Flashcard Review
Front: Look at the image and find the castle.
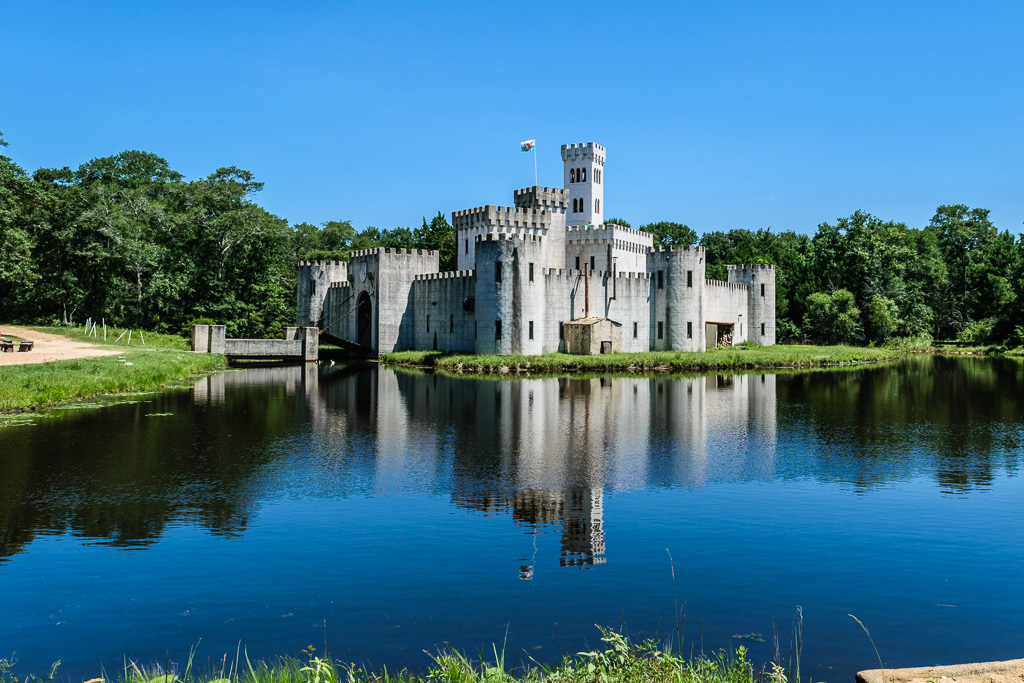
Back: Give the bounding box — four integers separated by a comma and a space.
297, 142, 775, 355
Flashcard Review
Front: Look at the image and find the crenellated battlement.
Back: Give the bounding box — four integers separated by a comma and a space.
542, 267, 651, 280
705, 278, 747, 290
727, 264, 775, 272
297, 259, 346, 267
513, 186, 570, 211
476, 233, 544, 243
327, 281, 351, 291
452, 205, 551, 231
560, 142, 606, 165
348, 247, 439, 258
414, 270, 475, 282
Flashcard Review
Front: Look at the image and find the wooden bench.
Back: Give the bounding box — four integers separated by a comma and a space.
0, 339, 12, 352
18, 340, 34, 352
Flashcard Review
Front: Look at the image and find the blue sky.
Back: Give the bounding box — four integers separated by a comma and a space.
3, 2, 1022, 237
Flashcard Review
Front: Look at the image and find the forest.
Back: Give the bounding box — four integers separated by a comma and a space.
2, 136, 1022, 346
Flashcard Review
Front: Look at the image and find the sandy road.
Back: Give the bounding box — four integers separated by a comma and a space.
0, 325, 122, 366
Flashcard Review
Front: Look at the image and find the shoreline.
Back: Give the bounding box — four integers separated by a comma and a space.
0, 325, 227, 415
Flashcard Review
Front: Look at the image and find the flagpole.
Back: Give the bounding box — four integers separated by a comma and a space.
533, 145, 538, 187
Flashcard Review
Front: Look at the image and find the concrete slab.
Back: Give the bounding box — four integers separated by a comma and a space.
857, 658, 1024, 683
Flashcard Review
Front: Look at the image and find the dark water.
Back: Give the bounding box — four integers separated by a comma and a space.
1, 357, 1023, 681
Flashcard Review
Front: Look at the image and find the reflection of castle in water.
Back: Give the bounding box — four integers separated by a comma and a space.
288, 366, 777, 573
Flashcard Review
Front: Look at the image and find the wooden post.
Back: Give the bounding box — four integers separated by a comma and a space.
114, 329, 128, 343
140, 330, 145, 345
127, 330, 132, 346
103, 319, 107, 341
584, 263, 590, 318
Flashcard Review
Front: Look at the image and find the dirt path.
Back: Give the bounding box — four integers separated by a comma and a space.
0, 325, 122, 366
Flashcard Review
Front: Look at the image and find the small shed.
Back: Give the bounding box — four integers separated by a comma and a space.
564, 317, 622, 355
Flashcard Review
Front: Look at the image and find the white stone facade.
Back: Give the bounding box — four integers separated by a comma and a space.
297, 142, 776, 355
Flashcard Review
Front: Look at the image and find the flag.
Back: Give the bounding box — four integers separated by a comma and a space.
520, 139, 536, 152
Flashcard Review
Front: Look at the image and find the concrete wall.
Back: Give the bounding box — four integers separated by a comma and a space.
705, 279, 749, 343
728, 264, 777, 345
474, 233, 547, 355
411, 271, 477, 352
297, 260, 347, 326
347, 248, 439, 353
565, 319, 622, 354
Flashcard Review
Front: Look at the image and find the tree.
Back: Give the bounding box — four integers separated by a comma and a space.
804, 289, 862, 345
867, 294, 900, 343
604, 217, 630, 228
415, 211, 455, 270
641, 221, 697, 248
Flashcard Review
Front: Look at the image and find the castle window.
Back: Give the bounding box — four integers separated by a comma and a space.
687, 321, 692, 338
658, 270, 664, 289
658, 321, 664, 339
575, 256, 580, 270
595, 198, 599, 213
311, 281, 316, 294
590, 256, 595, 271
761, 283, 765, 297
474, 321, 477, 340
633, 322, 637, 339
465, 238, 469, 254
495, 320, 502, 340
450, 315, 454, 333
426, 315, 430, 332
581, 168, 586, 182
761, 322, 765, 336
560, 321, 564, 340
529, 262, 534, 282
687, 270, 693, 287
570, 168, 576, 183
529, 321, 534, 340
495, 262, 502, 283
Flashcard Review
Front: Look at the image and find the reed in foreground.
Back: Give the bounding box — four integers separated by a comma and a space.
3, 629, 790, 683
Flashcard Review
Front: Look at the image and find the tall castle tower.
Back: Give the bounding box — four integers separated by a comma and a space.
561, 142, 605, 227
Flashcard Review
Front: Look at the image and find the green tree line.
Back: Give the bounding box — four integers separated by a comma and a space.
2, 136, 1022, 344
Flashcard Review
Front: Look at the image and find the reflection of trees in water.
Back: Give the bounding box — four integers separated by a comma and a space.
0, 369, 311, 563
779, 356, 1024, 492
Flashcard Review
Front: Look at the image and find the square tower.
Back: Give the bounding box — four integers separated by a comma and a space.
561, 142, 605, 227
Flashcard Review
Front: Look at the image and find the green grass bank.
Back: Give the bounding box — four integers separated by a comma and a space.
0, 326, 226, 414
380, 344, 901, 376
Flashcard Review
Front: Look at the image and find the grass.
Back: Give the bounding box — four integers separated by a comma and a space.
379, 344, 901, 376
0, 325, 225, 413
0, 628, 790, 683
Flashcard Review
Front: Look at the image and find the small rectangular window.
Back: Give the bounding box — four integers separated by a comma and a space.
450, 315, 454, 333
761, 283, 765, 297
474, 321, 477, 340
658, 270, 664, 289
559, 322, 564, 340
465, 238, 469, 254
687, 321, 692, 338
529, 321, 534, 340
633, 322, 638, 339
426, 315, 430, 332
575, 256, 580, 270
529, 262, 534, 282
495, 262, 502, 283
590, 256, 595, 271
658, 321, 664, 339
761, 322, 765, 336
687, 270, 693, 287
495, 320, 502, 340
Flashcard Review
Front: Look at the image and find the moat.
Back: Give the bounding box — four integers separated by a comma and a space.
1, 356, 1022, 681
